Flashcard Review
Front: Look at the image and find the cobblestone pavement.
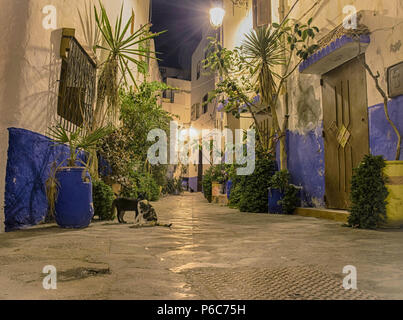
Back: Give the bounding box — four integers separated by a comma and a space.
0, 193, 402, 299
184, 266, 378, 300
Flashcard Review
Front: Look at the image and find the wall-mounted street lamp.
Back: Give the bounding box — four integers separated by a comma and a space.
209, 1, 226, 29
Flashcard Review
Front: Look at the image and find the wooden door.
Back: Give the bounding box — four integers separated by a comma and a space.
322, 57, 369, 209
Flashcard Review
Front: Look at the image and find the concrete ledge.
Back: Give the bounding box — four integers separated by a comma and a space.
295, 207, 349, 223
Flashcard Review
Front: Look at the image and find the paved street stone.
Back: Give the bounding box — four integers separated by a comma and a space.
0, 193, 402, 299
184, 266, 378, 300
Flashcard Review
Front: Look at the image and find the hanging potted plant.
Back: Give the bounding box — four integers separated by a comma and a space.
46, 125, 111, 229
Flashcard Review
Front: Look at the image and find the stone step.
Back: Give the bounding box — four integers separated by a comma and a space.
295, 207, 349, 223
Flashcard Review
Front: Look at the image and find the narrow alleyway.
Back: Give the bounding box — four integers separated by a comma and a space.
0, 193, 402, 300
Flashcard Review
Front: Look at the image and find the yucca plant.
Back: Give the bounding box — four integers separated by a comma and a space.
93, 1, 165, 126
242, 25, 285, 115
78, 1, 101, 55
87, 1, 165, 180
242, 25, 286, 150
242, 19, 319, 157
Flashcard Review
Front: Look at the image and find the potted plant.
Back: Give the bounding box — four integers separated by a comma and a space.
268, 170, 289, 213
47, 125, 111, 228
175, 177, 184, 195
356, 55, 403, 227
348, 155, 388, 229
268, 170, 300, 214
211, 164, 227, 197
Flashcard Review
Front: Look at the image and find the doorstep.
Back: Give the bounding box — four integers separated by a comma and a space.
295, 207, 349, 223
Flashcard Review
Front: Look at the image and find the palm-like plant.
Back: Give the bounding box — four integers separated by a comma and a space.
46, 124, 111, 217
94, 1, 165, 126
78, 1, 101, 55
48, 125, 112, 167
242, 26, 285, 128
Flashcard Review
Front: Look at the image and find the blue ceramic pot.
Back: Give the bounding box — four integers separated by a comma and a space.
55, 167, 94, 228
268, 188, 284, 214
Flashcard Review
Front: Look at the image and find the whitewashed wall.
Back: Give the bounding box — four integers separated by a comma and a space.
0, 0, 158, 232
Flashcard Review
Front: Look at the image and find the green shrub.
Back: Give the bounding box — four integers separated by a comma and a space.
163, 178, 175, 195
92, 180, 115, 221
121, 171, 160, 201
269, 170, 291, 192
238, 157, 277, 213
202, 167, 213, 202
162, 177, 183, 195
269, 170, 300, 214
152, 165, 168, 191
175, 177, 184, 194
228, 182, 242, 208
202, 164, 232, 202
279, 185, 300, 214
140, 172, 160, 201
348, 155, 388, 229
210, 164, 228, 183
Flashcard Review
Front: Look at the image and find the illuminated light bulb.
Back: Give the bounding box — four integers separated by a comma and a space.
209, 7, 225, 29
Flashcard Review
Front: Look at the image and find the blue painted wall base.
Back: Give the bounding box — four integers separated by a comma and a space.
188, 177, 198, 193
369, 95, 403, 161
278, 125, 326, 208
4, 128, 84, 232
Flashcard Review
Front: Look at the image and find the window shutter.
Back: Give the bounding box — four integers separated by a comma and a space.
253, 0, 271, 30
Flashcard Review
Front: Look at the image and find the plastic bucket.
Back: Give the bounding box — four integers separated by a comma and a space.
55, 167, 94, 229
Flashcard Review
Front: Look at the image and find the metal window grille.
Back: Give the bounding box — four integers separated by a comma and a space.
195, 103, 200, 119
163, 89, 175, 103
202, 94, 208, 114
58, 30, 96, 131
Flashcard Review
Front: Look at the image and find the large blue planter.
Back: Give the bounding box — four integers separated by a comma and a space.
268, 188, 284, 214
55, 167, 94, 228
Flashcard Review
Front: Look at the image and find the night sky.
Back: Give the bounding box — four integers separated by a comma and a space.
151, 0, 211, 71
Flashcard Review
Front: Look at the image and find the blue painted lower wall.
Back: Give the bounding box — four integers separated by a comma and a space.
285, 125, 326, 207
4, 128, 84, 232
368, 95, 403, 161
188, 176, 198, 192
282, 95, 403, 209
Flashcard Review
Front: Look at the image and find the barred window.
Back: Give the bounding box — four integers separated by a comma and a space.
196, 61, 201, 80
192, 103, 200, 121
163, 89, 175, 103
202, 94, 208, 114
58, 29, 96, 131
